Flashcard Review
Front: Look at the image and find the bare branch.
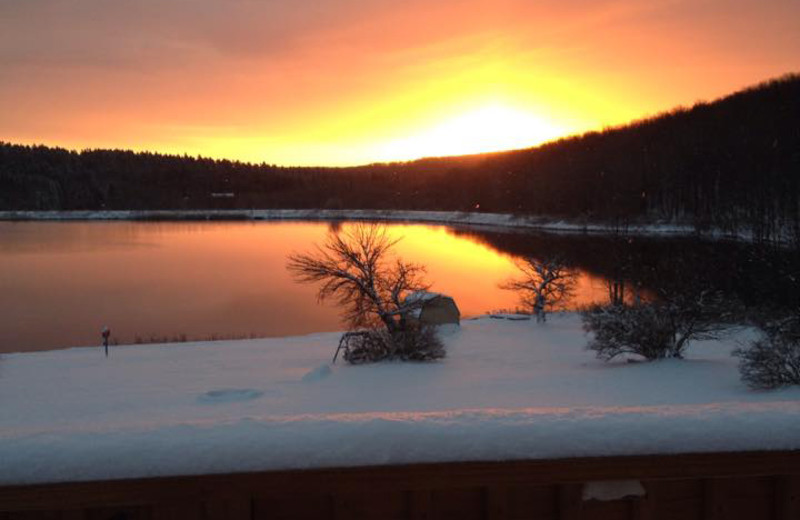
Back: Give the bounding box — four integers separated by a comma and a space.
499, 255, 577, 322
287, 223, 430, 332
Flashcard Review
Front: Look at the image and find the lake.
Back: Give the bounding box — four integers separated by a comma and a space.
0, 220, 685, 353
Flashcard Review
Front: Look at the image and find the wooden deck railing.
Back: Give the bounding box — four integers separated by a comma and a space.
1, 450, 798, 519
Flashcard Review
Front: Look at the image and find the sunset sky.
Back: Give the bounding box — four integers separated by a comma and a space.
1, 0, 798, 166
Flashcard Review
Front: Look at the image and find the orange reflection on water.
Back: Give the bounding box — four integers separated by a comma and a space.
325, 222, 611, 315
0, 221, 612, 352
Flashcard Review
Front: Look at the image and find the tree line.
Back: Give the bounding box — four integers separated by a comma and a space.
2, 74, 798, 243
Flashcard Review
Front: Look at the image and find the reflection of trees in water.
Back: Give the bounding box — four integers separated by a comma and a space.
447, 226, 800, 311
327, 220, 344, 233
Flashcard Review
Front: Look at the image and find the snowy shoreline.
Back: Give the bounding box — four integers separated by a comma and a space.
0, 209, 719, 239
1, 314, 798, 485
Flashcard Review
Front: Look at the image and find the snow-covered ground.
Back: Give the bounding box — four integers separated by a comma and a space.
1, 313, 798, 485
0, 209, 713, 238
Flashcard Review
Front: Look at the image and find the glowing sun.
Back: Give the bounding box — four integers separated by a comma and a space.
377, 103, 563, 161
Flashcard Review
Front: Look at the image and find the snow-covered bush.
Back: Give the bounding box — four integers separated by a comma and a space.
334, 324, 445, 364
335, 329, 392, 364
734, 316, 800, 389
583, 292, 735, 361
582, 303, 676, 361
393, 323, 446, 361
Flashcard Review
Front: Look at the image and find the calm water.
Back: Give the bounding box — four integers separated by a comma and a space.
0, 221, 614, 353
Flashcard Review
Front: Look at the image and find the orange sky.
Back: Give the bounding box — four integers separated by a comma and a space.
1, 0, 798, 166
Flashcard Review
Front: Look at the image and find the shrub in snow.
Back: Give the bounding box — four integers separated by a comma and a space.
393, 323, 446, 361
335, 324, 445, 364
734, 316, 800, 389
583, 292, 735, 361
582, 303, 676, 361
335, 329, 392, 364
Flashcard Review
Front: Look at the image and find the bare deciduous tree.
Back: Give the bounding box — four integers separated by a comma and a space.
286, 224, 429, 334
287, 224, 446, 363
500, 256, 577, 322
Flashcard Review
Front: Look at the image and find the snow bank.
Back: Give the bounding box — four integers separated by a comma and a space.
1, 314, 798, 485
4, 403, 799, 486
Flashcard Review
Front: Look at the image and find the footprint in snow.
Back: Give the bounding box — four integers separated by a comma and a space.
198, 388, 264, 404
301, 364, 332, 383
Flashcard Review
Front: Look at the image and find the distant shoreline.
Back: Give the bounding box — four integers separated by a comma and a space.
0, 209, 715, 238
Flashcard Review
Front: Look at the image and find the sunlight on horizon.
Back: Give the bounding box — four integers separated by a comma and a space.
375, 103, 565, 161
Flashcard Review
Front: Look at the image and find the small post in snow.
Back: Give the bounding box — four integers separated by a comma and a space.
101, 326, 111, 357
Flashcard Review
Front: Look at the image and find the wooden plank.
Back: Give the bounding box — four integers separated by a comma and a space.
151, 502, 203, 520
430, 487, 484, 520
5, 512, 63, 520
2, 451, 800, 514
647, 479, 703, 520
631, 482, 653, 520
774, 475, 800, 520
580, 499, 630, 520
721, 476, 774, 520
409, 490, 431, 520
506, 485, 557, 520
332, 494, 356, 520
332, 491, 409, 520
703, 479, 723, 520
59, 511, 87, 520
557, 484, 581, 520
202, 498, 251, 520
485, 486, 508, 520
253, 495, 333, 520
84, 505, 153, 520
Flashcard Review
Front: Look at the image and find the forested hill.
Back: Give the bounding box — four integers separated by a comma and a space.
2, 74, 798, 241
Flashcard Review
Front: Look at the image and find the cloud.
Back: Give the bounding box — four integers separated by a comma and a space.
1, 0, 666, 70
